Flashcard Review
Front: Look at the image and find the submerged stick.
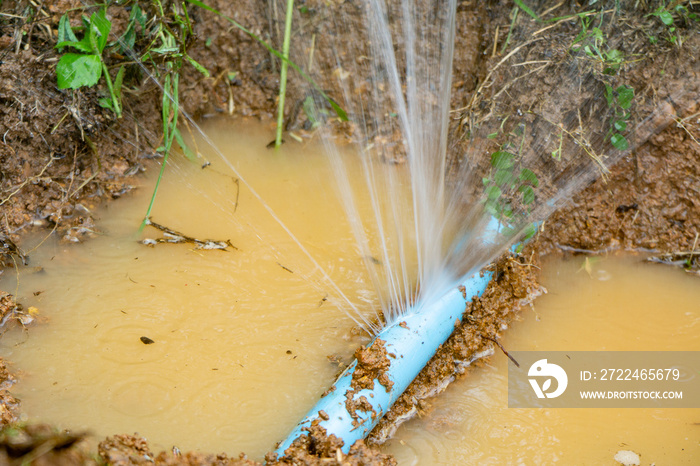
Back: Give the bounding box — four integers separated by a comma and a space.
141, 217, 235, 251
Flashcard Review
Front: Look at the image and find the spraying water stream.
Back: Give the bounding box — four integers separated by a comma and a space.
0, 0, 697, 461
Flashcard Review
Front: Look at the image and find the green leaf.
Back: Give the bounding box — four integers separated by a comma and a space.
502, 204, 513, 218
491, 150, 515, 169
118, 4, 146, 53
485, 185, 502, 201
56, 38, 93, 53
518, 168, 539, 187
614, 120, 627, 131
494, 168, 515, 187
501, 225, 516, 237
521, 222, 538, 241
98, 96, 114, 110
513, 0, 540, 21
605, 48, 623, 64
519, 185, 535, 205
604, 84, 614, 108
185, 55, 211, 77
132, 3, 146, 29
487, 132, 499, 139
610, 133, 629, 151
150, 45, 181, 55
57, 14, 78, 48
658, 10, 674, 26
56, 53, 102, 89
616, 85, 634, 110
120, 24, 136, 51
91, 8, 111, 53
173, 128, 197, 161
113, 65, 125, 99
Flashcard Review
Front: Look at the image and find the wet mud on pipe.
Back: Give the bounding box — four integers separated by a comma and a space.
275, 268, 494, 454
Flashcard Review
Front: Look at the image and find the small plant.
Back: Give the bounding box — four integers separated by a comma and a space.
482, 124, 539, 241
139, 0, 209, 230
302, 95, 326, 130
572, 24, 625, 75
551, 128, 563, 161
604, 84, 634, 151
649, 3, 698, 46
56, 7, 124, 117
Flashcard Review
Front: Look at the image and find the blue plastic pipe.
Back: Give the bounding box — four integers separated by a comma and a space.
275, 218, 526, 455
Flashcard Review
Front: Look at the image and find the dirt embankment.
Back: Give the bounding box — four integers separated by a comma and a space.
0, 0, 698, 465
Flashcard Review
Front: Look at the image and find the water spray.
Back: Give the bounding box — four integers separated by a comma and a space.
276, 218, 531, 454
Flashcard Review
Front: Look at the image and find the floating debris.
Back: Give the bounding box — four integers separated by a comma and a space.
647, 251, 700, 274
614, 449, 640, 466
0, 292, 37, 328
0, 234, 27, 266
141, 218, 236, 251
140, 336, 155, 345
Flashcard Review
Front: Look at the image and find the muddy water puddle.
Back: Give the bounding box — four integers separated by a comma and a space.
0, 119, 698, 463
385, 256, 700, 465
0, 119, 394, 457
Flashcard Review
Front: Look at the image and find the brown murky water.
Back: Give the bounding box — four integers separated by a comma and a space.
385, 256, 700, 465
1, 120, 698, 463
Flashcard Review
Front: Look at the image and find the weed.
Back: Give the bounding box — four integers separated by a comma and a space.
482, 123, 539, 240
513, 0, 540, 22
571, 22, 625, 75
649, 3, 699, 47
605, 84, 634, 151
56, 7, 124, 117
275, 0, 295, 148
303, 96, 324, 130
139, 0, 209, 230
501, 1, 540, 54
551, 128, 563, 161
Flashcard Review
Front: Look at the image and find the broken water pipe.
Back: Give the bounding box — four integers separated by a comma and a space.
275, 218, 536, 455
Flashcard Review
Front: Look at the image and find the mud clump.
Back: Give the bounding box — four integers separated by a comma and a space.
0, 424, 91, 465
351, 338, 394, 392
0, 358, 20, 426
95, 428, 396, 466
0, 294, 21, 428
268, 425, 396, 466
99, 434, 259, 466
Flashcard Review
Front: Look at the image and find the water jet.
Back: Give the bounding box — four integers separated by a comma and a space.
276, 218, 533, 454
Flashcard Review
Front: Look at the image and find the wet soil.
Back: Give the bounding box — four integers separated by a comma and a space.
0, 0, 698, 464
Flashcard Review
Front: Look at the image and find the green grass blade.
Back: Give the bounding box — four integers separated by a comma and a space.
513, 0, 540, 22
275, 0, 294, 148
